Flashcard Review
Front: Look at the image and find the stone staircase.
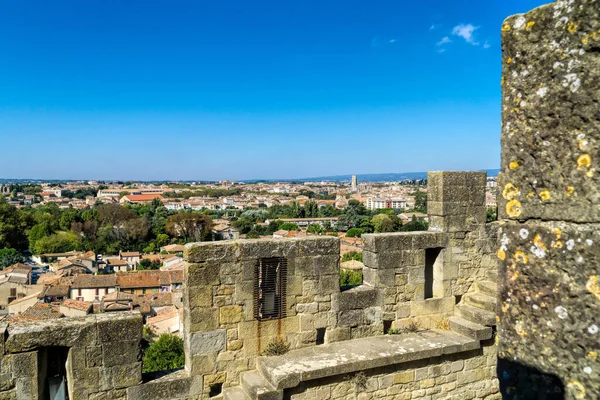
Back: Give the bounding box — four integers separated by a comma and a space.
223, 370, 282, 400
448, 272, 498, 342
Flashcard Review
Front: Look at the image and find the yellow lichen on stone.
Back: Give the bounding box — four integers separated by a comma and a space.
567, 381, 586, 400
502, 183, 519, 200
506, 199, 522, 218
588, 351, 598, 361
509, 161, 519, 170
554, 228, 562, 239
497, 249, 506, 261
510, 271, 519, 281
507, 57, 513, 64
582, 37, 589, 44
514, 250, 528, 264
586, 275, 600, 301
567, 21, 578, 34
586, 168, 595, 178
526, 21, 535, 30
578, 138, 588, 150
533, 234, 547, 251
551, 240, 563, 249
577, 154, 591, 170
502, 23, 511, 32
539, 190, 551, 201
501, 302, 510, 313
565, 186, 575, 197
515, 321, 527, 336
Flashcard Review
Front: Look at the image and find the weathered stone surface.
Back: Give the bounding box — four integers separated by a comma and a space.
333, 286, 382, 312
258, 330, 479, 390
498, 220, 600, 395
127, 370, 202, 399
96, 313, 143, 343
499, 0, 600, 223
188, 330, 227, 356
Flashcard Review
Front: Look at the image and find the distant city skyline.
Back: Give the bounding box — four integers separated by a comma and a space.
0, 1, 547, 180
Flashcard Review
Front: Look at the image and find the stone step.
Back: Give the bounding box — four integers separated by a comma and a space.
476, 280, 498, 297
448, 316, 493, 341
456, 304, 496, 327
223, 387, 251, 400
464, 292, 497, 313
240, 371, 282, 400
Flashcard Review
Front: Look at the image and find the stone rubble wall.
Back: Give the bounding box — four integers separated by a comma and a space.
498, 0, 600, 398
285, 344, 499, 400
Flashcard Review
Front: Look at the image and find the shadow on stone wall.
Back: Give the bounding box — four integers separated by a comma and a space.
498, 358, 564, 400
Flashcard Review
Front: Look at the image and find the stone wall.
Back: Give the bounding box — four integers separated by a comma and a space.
285, 343, 498, 400
0, 312, 143, 400
183, 237, 341, 386
498, 0, 600, 398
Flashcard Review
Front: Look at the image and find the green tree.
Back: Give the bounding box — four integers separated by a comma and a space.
138, 258, 161, 270
372, 214, 395, 233
345, 228, 364, 238
307, 224, 324, 234
340, 270, 362, 288
33, 232, 80, 254
400, 216, 429, 232
0, 249, 26, 268
166, 213, 213, 242
413, 190, 428, 213
341, 251, 363, 263
279, 222, 299, 231
486, 207, 498, 222
28, 222, 53, 251
0, 198, 29, 250
246, 230, 261, 239
142, 334, 185, 373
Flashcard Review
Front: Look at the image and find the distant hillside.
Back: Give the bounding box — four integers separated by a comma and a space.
243, 169, 500, 183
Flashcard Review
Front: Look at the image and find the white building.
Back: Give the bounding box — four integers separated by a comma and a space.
365, 197, 408, 210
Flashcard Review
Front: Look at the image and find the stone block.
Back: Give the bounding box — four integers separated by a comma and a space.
188, 329, 226, 356
220, 305, 244, 324
185, 241, 240, 263
337, 310, 364, 327
325, 327, 351, 343
411, 232, 447, 250
410, 298, 455, 317
102, 340, 140, 368
5, 314, 101, 353
362, 233, 413, 254
186, 285, 213, 308
186, 262, 220, 287
187, 307, 219, 332
106, 363, 142, 389
188, 353, 217, 375
333, 286, 381, 311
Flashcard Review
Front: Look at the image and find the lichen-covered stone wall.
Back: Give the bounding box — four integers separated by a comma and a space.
498, 0, 600, 398
285, 344, 499, 400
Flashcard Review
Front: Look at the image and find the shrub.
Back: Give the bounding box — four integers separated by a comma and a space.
351, 372, 368, 392
340, 269, 362, 289
278, 222, 299, 231
341, 251, 363, 263
246, 230, 261, 239
346, 228, 364, 238
142, 334, 185, 373
261, 338, 290, 356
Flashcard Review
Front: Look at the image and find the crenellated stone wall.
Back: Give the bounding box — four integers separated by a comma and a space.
498, 0, 600, 398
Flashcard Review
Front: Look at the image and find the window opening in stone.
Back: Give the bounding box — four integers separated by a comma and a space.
39, 346, 70, 400
383, 320, 393, 335
316, 328, 326, 345
254, 257, 287, 321
425, 248, 443, 299
209, 383, 223, 397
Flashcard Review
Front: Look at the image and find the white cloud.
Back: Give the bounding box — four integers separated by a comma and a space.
437, 48, 446, 53
452, 24, 480, 45
389, 39, 396, 43
430, 24, 436, 30
436, 36, 452, 46
483, 41, 490, 49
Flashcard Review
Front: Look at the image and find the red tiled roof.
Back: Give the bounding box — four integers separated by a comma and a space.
61, 299, 92, 312
123, 194, 164, 202
72, 274, 117, 289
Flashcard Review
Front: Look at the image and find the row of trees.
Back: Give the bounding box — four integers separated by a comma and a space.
0, 196, 216, 260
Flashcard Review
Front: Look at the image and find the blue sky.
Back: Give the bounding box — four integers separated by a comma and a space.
0, 0, 548, 181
